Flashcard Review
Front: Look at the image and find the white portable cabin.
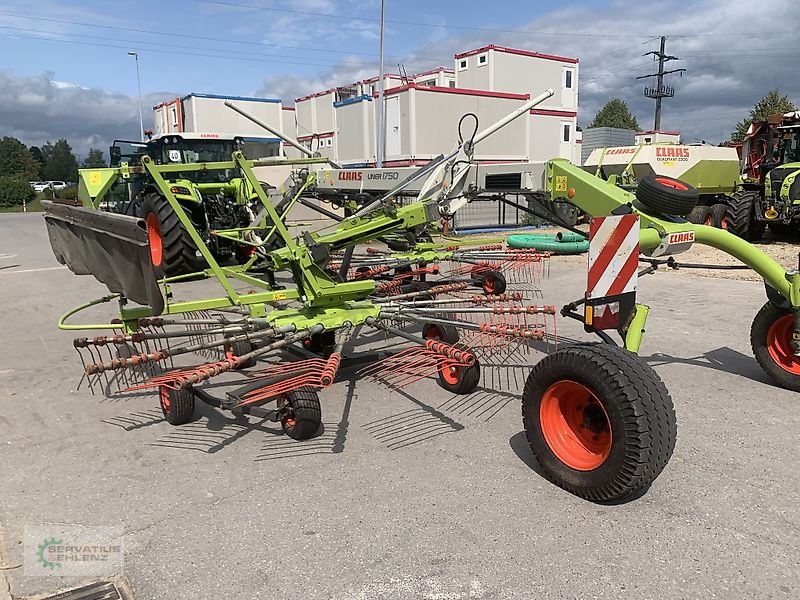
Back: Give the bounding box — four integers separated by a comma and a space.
334, 95, 375, 166
281, 107, 302, 159
393, 85, 530, 164
454, 45, 578, 112
412, 67, 456, 88
153, 98, 183, 136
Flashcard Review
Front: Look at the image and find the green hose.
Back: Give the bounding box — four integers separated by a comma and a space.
507, 233, 589, 254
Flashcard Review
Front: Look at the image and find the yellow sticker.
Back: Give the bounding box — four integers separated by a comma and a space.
555, 176, 568, 192
88, 172, 102, 186
272, 292, 287, 301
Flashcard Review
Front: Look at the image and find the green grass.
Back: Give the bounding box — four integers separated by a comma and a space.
0, 196, 45, 213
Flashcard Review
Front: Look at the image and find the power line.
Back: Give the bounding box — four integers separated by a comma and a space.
0, 11, 450, 63
0, 24, 381, 69
189, 0, 797, 38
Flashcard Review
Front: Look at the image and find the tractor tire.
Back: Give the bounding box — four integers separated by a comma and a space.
636, 175, 699, 216
437, 360, 481, 394
159, 385, 195, 425
709, 203, 730, 229
521, 343, 676, 502
279, 387, 322, 440
226, 339, 257, 369
750, 302, 800, 392
141, 193, 205, 277
423, 323, 460, 345
687, 205, 713, 225
726, 190, 765, 241
481, 270, 507, 295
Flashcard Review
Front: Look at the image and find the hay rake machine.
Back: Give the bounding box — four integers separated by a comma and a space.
43, 84, 800, 503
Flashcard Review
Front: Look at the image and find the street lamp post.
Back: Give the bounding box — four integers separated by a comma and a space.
375, 0, 386, 167
128, 51, 145, 142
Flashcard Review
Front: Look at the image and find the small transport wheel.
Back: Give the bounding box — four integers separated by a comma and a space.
279, 387, 322, 440
159, 385, 195, 425
437, 360, 481, 394
750, 302, 800, 391
687, 205, 712, 225
423, 323, 460, 345
481, 270, 506, 295
636, 174, 699, 216
522, 343, 676, 502
709, 203, 729, 229
226, 339, 257, 369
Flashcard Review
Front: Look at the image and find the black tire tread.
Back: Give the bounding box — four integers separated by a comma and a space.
636, 175, 698, 216
437, 360, 481, 395
142, 193, 205, 276
162, 386, 195, 425
522, 343, 676, 502
726, 190, 765, 241
281, 387, 322, 440
687, 205, 712, 225
750, 302, 800, 391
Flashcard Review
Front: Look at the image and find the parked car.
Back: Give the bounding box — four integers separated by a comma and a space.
50, 181, 68, 191
29, 181, 48, 192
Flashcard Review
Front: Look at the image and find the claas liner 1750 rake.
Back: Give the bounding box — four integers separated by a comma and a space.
44, 86, 800, 503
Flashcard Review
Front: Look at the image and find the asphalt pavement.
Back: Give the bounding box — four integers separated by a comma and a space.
0, 212, 797, 599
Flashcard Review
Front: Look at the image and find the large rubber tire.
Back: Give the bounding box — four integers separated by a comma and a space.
141, 193, 205, 277
423, 323, 460, 345
750, 302, 800, 392
159, 385, 195, 425
709, 203, 729, 229
636, 175, 698, 216
279, 387, 322, 440
687, 205, 713, 225
437, 360, 481, 394
726, 190, 765, 241
522, 343, 676, 502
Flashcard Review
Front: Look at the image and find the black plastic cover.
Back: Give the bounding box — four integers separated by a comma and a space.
42, 201, 164, 314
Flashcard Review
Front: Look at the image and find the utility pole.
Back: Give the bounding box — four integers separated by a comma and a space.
636, 36, 686, 130
375, 0, 386, 167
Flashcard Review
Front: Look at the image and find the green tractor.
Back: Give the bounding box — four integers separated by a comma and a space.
730, 112, 800, 240
80, 133, 273, 276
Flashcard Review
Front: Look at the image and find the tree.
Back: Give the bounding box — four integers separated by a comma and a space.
589, 98, 641, 131
29, 146, 46, 179
0, 137, 40, 180
42, 139, 79, 182
731, 90, 797, 142
82, 148, 106, 169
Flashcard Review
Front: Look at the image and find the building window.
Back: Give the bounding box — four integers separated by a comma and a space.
563, 123, 571, 143
449, 81, 456, 88
418, 79, 435, 87
477, 53, 488, 67
564, 69, 574, 89
458, 58, 468, 71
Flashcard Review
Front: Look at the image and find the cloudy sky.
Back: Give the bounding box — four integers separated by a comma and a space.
0, 0, 797, 157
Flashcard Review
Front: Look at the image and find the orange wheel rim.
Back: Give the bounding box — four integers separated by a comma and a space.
654, 177, 688, 191
440, 361, 461, 385
539, 380, 612, 471
146, 213, 163, 267
483, 277, 497, 294
766, 314, 800, 375
159, 386, 170, 413
720, 216, 728, 230
425, 326, 442, 340
704, 214, 713, 226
